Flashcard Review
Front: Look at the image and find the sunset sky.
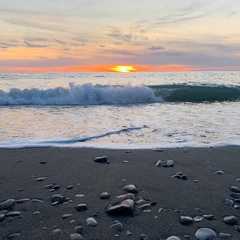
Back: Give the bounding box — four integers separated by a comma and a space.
1, 0, 240, 72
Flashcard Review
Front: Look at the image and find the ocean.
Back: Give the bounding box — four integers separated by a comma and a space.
0, 71, 239, 149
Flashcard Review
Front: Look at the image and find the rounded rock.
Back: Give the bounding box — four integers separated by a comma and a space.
0, 199, 15, 210
52, 229, 62, 235
166, 237, 181, 240
7, 233, 20, 239
180, 216, 194, 225
51, 194, 65, 203
195, 228, 216, 240
122, 184, 138, 193
100, 192, 110, 199
230, 186, 240, 193
219, 233, 231, 238
70, 233, 83, 240
76, 204, 88, 212
110, 222, 123, 232
86, 217, 97, 227
223, 215, 238, 225
94, 156, 108, 163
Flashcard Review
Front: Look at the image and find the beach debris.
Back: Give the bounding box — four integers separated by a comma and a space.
223, 215, 238, 225
214, 170, 224, 175
195, 228, 216, 240
172, 172, 188, 180
166, 237, 181, 240
70, 233, 83, 240
155, 159, 174, 167
110, 220, 123, 232
94, 156, 108, 163
86, 217, 97, 227
75, 204, 88, 212
180, 215, 194, 225
122, 184, 138, 193
106, 199, 135, 215
100, 192, 110, 199
0, 199, 15, 210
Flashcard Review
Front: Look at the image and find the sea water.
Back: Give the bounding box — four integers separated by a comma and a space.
0, 71, 239, 149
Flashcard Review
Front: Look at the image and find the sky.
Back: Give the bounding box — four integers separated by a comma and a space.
0, 0, 240, 72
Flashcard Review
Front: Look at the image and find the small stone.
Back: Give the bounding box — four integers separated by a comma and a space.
233, 204, 240, 209
180, 174, 188, 180
66, 185, 74, 190
0, 199, 15, 210
70, 233, 83, 240
225, 198, 234, 206
110, 221, 123, 232
75, 194, 85, 198
35, 177, 47, 181
33, 211, 41, 215
5, 211, 21, 217
0, 213, 5, 221
195, 228, 216, 240
52, 184, 60, 190
62, 214, 73, 219
138, 203, 152, 210
75, 204, 88, 212
156, 159, 174, 167
194, 216, 203, 222
122, 184, 138, 193
52, 229, 62, 235
214, 170, 224, 175
172, 172, 183, 179
139, 234, 148, 240
106, 199, 135, 216
7, 233, 20, 239
43, 184, 54, 189
31, 199, 43, 203
51, 194, 65, 204
230, 186, 240, 193
219, 233, 231, 238
75, 226, 84, 234
223, 215, 238, 225
126, 230, 133, 236
230, 193, 240, 198
16, 198, 30, 204
203, 215, 215, 220
100, 192, 110, 199
86, 217, 97, 227
116, 193, 135, 201
166, 237, 181, 240
180, 216, 194, 225
94, 156, 108, 163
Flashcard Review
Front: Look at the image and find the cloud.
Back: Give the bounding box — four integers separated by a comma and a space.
0, 40, 19, 48
24, 40, 48, 48
148, 45, 165, 51
108, 28, 133, 43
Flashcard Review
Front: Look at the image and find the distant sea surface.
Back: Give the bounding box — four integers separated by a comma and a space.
0, 71, 239, 149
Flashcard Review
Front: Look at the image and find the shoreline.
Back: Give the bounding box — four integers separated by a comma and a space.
1, 146, 240, 239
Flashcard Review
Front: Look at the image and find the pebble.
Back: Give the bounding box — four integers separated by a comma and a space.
75, 194, 85, 198
33, 211, 41, 215
5, 211, 21, 217
35, 177, 47, 181
139, 234, 148, 240
110, 221, 123, 232
70, 233, 83, 240
86, 217, 97, 227
203, 214, 215, 220
7, 233, 20, 239
230, 193, 240, 198
76, 204, 88, 212
194, 216, 203, 222
31, 199, 43, 203
166, 237, 181, 240
225, 198, 234, 206
52, 228, 62, 235
180, 216, 194, 225
122, 184, 138, 193
51, 194, 65, 204
223, 215, 238, 225
94, 156, 108, 163
214, 170, 224, 175
116, 193, 136, 201
100, 192, 111, 199
0, 213, 5, 221
126, 230, 133, 236
66, 185, 74, 190
219, 233, 231, 238
230, 186, 240, 193
172, 172, 188, 180
195, 228, 216, 240
106, 199, 135, 215
43, 183, 54, 189
74, 226, 84, 234
62, 214, 73, 219
156, 159, 174, 167
233, 204, 240, 209
16, 198, 30, 204
0, 199, 15, 210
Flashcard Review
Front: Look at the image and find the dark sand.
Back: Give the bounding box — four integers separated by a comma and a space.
0, 147, 240, 239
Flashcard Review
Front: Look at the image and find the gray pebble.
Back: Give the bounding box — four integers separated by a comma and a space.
76, 204, 88, 212
52, 228, 62, 235
194, 216, 203, 222
62, 214, 73, 219
166, 237, 181, 240
230, 193, 240, 198
223, 215, 238, 225
122, 184, 138, 193
5, 211, 21, 217
75, 226, 84, 234
195, 228, 216, 240
214, 170, 224, 175
70, 233, 83, 240
35, 177, 47, 181
0, 213, 5, 221
139, 234, 148, 240
16, 198, 30, 204
7, 233, 20, 239
116, 193, 135, 201
33, 211, 41, 215
225, 198, 234, 206
230, 186, 240, 193
86, 217, 97, 227
180, 216, 194, 225
106, 199, 135, 215
100, 192, 110, 199
203, 214, 215, 220
219, 233, 231, 238
51, 194, 65, 204
67, 185, 74, 190
156, 159, 174, 167
94, 156, 108, 163
110, 222, 123, 232
0, 199, 15, 210
31, 199, 43, 203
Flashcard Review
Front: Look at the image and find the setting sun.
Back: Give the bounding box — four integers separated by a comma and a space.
109, 66, 137, 73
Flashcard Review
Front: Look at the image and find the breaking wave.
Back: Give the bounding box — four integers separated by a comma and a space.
0, 83, 239, 105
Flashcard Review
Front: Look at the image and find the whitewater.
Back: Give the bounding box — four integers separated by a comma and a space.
0, 71, 239, 149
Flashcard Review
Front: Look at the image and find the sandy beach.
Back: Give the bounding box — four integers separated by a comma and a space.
0, 147, 240, 239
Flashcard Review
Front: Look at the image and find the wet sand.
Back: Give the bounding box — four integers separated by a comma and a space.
0, 147, 240, 239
